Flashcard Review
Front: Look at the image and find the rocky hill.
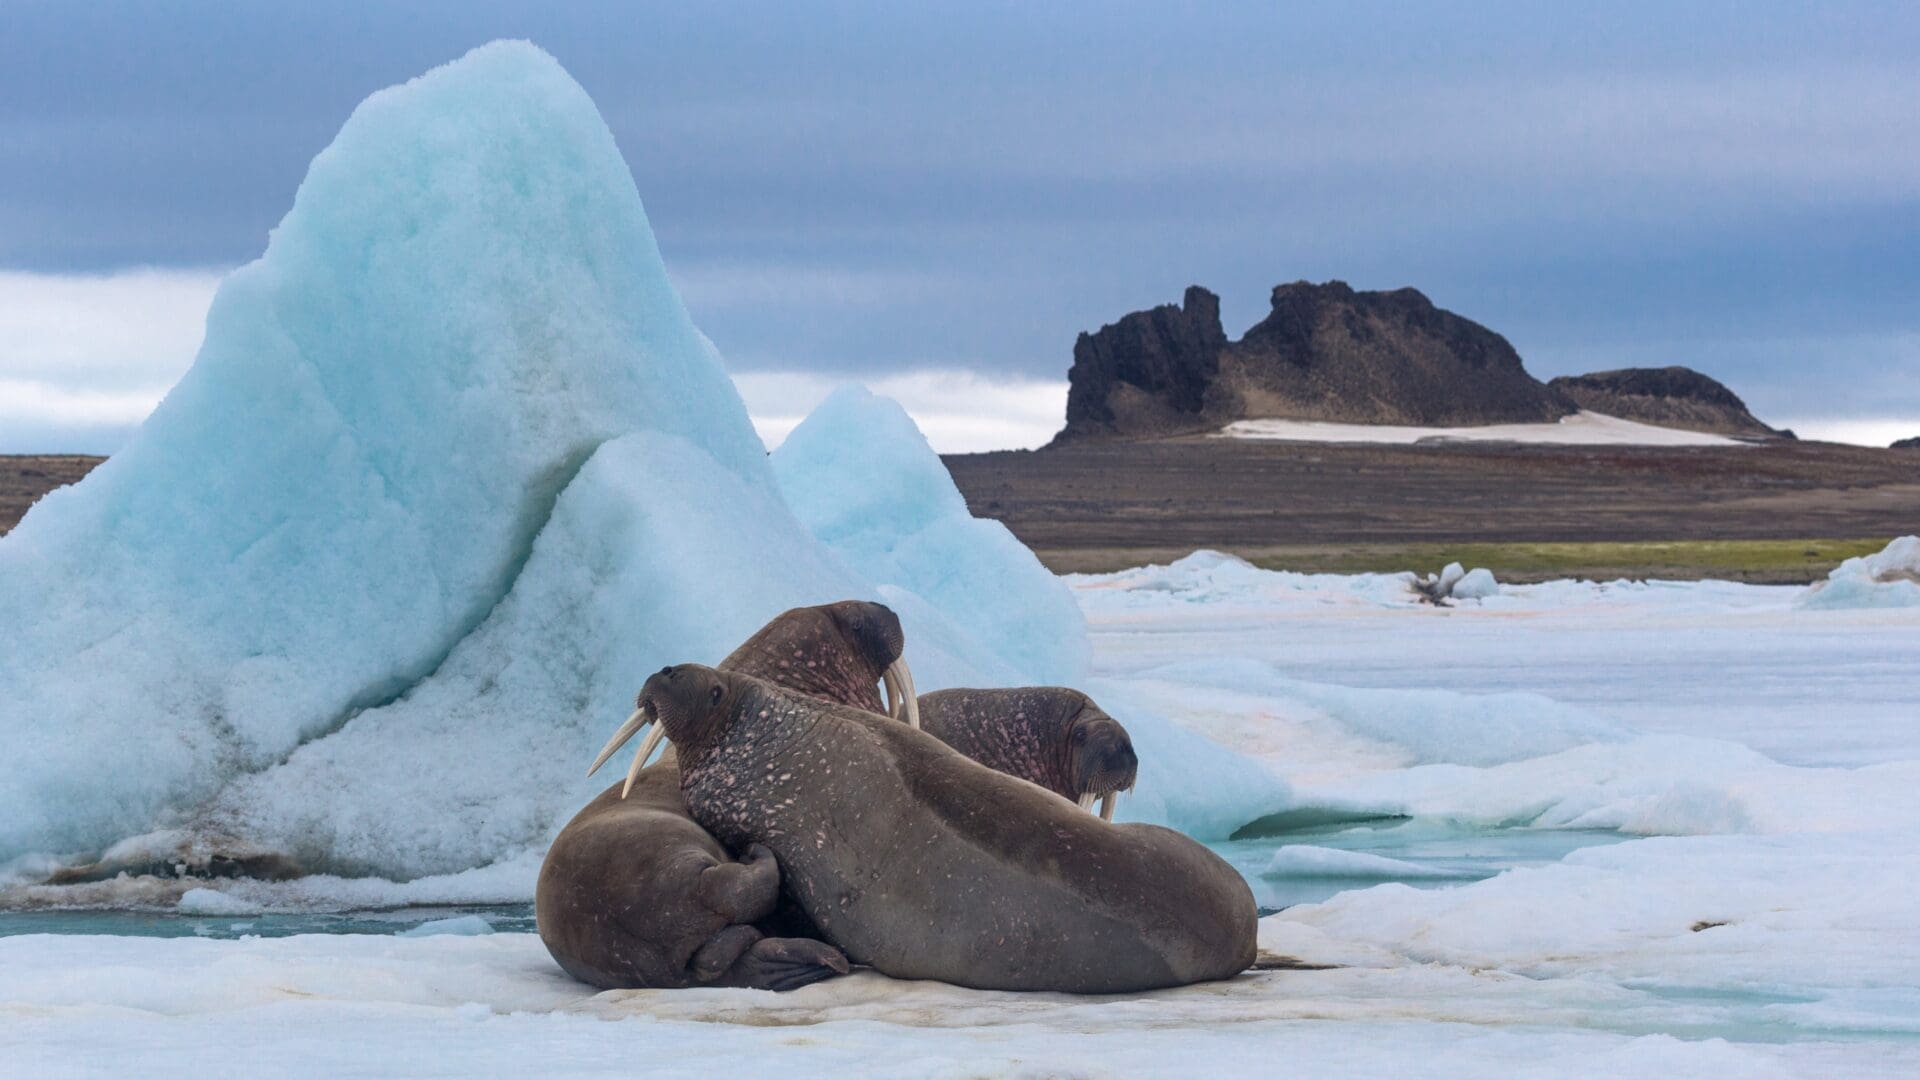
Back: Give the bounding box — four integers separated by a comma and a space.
1893, 436, 1920, 451
1547, 367, 1791, 439
1057, 281, 1571, 442
1053, 281, 1800, 445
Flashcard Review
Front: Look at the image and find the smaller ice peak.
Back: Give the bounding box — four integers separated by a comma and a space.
1798, 536, 1920, 610
771, 385, 1089, 686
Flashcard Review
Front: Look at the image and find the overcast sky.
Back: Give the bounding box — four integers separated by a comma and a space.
3, 2, 1918, 451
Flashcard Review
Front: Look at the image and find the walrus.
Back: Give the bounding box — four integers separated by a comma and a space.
535, 750, 849, 991
539, 601, 917, 990
613, 664, 1257, 993
704, 601, 1132, 822
587, 599, 920, 795
916, 687, 1138, 821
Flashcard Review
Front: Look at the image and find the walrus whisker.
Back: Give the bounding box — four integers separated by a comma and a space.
1099, 792, 1117, 822
621, 721, 668, 799
886, 658, 920, 729
588, 707, 647, 778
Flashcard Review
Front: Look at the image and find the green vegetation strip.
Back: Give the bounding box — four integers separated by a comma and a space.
1038, 538, 1896, 584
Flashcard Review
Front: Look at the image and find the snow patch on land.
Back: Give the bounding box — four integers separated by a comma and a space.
1218, 410, 1746, 446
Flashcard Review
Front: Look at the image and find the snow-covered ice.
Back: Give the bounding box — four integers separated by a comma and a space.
1218, 409, 1750, 446
1799, 534, 1920, 610
8, 550, 1920, 1074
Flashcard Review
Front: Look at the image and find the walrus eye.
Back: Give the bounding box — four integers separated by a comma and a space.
1073, 728, 1089, 745
709, 685, 724, 705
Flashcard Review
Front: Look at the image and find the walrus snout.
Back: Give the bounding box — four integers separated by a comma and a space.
827, 600, 905, 670
827, 602, 920, 729
1070, 710, 1139, 822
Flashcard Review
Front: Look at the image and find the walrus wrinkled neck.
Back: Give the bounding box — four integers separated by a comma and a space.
737, 651, 884, 713
674, 676, 823, 773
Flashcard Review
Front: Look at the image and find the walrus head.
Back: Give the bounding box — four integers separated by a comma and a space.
1064, 698, 1138, 822
822, 600, 918, 729
585, 665, 737, 797
718, 600, 918, 728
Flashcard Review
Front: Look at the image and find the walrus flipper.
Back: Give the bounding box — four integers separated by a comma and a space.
688, 924, 764, 982
695, 842, 782, 923
721, 936, 851, 991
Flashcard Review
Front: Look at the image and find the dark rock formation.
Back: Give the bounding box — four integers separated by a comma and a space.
1055, 281, 1571, 442
1059, 287, 1227, 442
1547, 367, 1791, 439
1892, 436, 1920, 451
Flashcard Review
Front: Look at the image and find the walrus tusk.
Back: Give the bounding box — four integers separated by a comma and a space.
1077, 793, 1096, 810
882, 667, 902, 720
884, 657, 920, 729
588, 707, 648, 778
1099, 793, 1117, 822
620, 721, 667, 799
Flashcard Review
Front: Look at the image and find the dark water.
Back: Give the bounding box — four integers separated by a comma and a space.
1221, 817, 1628, 912
0, 904, 536, 939
0, 818, 1623, 937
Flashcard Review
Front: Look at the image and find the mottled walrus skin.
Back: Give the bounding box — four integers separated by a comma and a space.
642, 664, 1257, 994
535, 751, 848, 991
917, 687, 1137, 814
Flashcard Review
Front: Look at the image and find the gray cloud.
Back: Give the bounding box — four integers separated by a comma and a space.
2, 1, 1918, 448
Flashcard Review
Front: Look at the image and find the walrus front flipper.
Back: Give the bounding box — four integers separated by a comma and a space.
721, 936, 851, 991
695, 842, 782, 923
689, 923, 764, 983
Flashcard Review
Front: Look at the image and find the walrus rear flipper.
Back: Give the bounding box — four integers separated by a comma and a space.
720, 936, 851, 991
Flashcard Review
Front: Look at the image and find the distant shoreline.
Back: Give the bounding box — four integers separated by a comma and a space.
8, 442, 1915, 584
943, 437, 1919, 584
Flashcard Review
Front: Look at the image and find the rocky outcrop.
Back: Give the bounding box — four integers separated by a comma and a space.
1055, 281, 1572, 442
1546, 367, 1791, 439
1059, 287, 1228, 441
1892, 436, 1920, 451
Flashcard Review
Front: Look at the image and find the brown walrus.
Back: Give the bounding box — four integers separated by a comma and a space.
537, 600, 917, 990
916, 687, 1137, 820
535, 751, 849, 990
710, 602, 1135, 823
620, 664, 1257, 993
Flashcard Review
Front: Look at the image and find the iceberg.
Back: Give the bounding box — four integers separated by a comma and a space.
0, 41, 758, 859
0, 42, 1085, 880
